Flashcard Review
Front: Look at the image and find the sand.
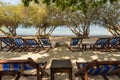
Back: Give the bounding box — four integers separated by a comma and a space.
0, 36, 120, 80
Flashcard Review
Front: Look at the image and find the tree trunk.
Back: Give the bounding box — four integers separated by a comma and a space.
35, 26, 41, 37
0, 29, 10, 37
69, 27, 83, 38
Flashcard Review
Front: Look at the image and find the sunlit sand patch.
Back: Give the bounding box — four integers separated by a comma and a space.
103, 58, 109, 60
10, 52, 49, 60
77, 58, 86, 62
72, 60, 78, 63
62, 56, 70, 59
112, 54, 120, 57
39, 50, 49, 54
90, 55, 98, 60
110, 58, 118, 61
93, 51, 106, 54
53, 48, 59, 51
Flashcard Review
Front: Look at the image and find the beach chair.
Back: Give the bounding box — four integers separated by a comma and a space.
108, 37, 120, 50
69, 38, 83, 51
38, 37, 52, 51
75, 60, 120, 80
90, 38, 110, 50
12, 37, 27, 51
0, 58, 48, 80
0, 37, 14, 51
23, 38, 40, 52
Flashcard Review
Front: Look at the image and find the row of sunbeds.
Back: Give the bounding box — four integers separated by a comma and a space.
0, 36, 120, 52
0, 37, 52, 52
70, 37, 120, 51
0, 58, 120, 80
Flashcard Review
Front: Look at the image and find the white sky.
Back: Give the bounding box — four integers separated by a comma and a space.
0, 0, 21, 5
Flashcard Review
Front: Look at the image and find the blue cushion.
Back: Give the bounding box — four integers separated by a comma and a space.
12, 64, 21, 71
26, 40, 37, 45
110, 38, 119, 46
2, 63, 34, 71
41, 39, 50, 46
72, 38, 80, 46
14, 38, 24, 46
2, 38, 12, 45
97, 39, 107, 46
23, 64, 34, 70
3, 64, 10, 71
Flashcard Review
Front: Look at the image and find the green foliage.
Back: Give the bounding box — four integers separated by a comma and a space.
0, 2, 24, 36
42, 0, 50, 5
22, 0, 118, 15
22, 0, 39, 7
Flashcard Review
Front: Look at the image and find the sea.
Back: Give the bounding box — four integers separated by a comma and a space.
15, 26, 112, 37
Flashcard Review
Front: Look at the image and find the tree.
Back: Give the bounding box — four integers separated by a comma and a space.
0, 3, 23, 37
97, 2, 120, 36
22, 3, 64, 37
63, 3, 102, 38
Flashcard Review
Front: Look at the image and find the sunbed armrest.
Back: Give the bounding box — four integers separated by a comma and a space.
28, 58, 49, 77
75, 60, 98, 76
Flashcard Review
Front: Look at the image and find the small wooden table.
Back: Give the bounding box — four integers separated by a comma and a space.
50, 59, 73, 80
55, 41, 67, 47
82, 42, 95, 51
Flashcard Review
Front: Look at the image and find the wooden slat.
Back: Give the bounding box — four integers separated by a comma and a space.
102, 75, 109, 80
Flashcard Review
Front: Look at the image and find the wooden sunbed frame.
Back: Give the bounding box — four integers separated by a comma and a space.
0, 36, 14, 51
108, 37, 120, 50
90, 38, 110, 50
37, 37, 52, 52
69, 38, 83, 51
75, 60, 120, 80
23, 38, 40, 52
11, 37, 28, 52
0, 58, 48, 80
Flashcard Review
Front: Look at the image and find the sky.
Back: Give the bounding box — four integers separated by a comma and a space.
0, 0, 21, 5
0, 0, 112, 36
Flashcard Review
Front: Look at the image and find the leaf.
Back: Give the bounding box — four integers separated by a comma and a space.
22, 0, 32, 7
110, 0, 118, 3
102, 0, 107, 3
34, 0, 39, 4
43, 0, 50, 5
52, 0, 56, 2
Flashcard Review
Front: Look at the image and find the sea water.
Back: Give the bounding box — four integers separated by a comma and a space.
16, 26, 112, 37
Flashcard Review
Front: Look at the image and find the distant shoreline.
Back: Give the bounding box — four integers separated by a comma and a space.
0, 34, 112, 37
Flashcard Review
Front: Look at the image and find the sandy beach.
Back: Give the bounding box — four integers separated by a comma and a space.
0, 36, 120, 80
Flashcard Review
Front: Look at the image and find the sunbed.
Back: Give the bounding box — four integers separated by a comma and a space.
69, 38, 83, 51
0, 58, 48, 80
75, 60, 120, 80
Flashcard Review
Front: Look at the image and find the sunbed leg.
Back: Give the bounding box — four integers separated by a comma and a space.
11, 47, 17, 51
80, 75, 85, 80
15, 72, 21, 80
46, 48, 50, 52
0, 74, 3, 80
85, 72, 88, 80
0, 40, 2, 49
37, 68, 42, 80
102, 75, 109, 80
0, 73, 3, 80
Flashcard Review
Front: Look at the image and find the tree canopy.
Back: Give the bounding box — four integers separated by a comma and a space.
22, 0, 118, 12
